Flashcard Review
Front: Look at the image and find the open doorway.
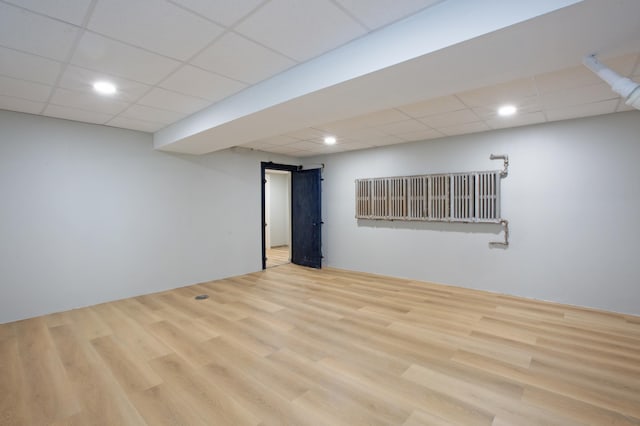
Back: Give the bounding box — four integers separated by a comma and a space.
265, 170, 291, 268
261, 162, 323, 270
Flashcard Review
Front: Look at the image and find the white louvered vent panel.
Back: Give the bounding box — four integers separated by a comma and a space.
355, 171, 502, 223
356, 179, 371, 218
477, 172, 500, 222
430, 175, 449, 220
388, 177, 406, 219
451, 174, 475, 221
407, 176, 428, 220
372, 178, 388, 218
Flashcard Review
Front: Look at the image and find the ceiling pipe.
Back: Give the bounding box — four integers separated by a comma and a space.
583, 54, 640, 110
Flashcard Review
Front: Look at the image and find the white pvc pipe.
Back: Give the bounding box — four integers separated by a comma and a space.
583, 55, 640, 109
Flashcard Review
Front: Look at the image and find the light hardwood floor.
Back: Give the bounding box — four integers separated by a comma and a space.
266, 245, 290, 268
1, 264, 639, 425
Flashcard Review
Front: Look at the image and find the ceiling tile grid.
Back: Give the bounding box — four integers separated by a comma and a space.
0, 2, 80, 61
4, 0, 93, 26
248, 51, 638, 157
0, 0, 450, 135
333, 0, 444, 30
159, 64, 248, 102
192, 31, 296, 85
233, 0, 367, 62
0, 74, 52, 102
0, 0, 638, 157
87, 0, 224, 61
0, 46, 62, 85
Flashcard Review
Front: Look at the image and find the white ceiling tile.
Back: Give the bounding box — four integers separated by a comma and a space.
240, 140, 272, 149
397, 128, 443, 142
321, 109, 409, 133
546, 99, 619, 122
0, 47, 62, 85
71, 32, 181, 84
50, 88, 129, 115
322, 127, 387, 140
285, 127, 328, 140
0, 3, 79, 61
235, 0, 366, 62
534, 65, 602, 94
137, 88, 210, 115
472, 97, 542, 120
4, 0, 93, 25
376, 118, 430, 135
285, 140, 325, 151
43, 104, 113, 125
363, 134, 406, 146
334, 0, 441, 29
88, 0, 223, 61
603, 53, 639, 77
339, 140, 377, 149
0, 75, 52, 102
397, 95, 466, 118
160, 65, 247, 102
58, 66, 151, 102
106, 116, 165, 133
192, 32, 296, 84
439, 121, 490, 137
169, 0, 264, 27
248, 135, 302, 146
419, 109, 480, 128
262, 144, 309, 155
0, 95, 44, 115
120, 104, 187, 125
457, 78, 538, 108
485, 111, 547, 130
540, 83, 619, 109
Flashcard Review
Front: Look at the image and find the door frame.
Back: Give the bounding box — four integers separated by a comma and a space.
261, 162, 300, 270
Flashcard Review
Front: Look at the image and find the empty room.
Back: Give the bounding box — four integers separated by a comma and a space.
1, 0, 640, 425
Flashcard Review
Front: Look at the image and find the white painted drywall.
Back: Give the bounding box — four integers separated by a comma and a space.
267, 172, 290, 247
308, 111, 640, 315
0, 110, 296, 323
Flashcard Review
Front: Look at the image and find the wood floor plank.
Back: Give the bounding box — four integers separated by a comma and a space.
145, 320, 219, 367
200, 359, 316, 426
0, 336, 29, 425
90, 334, 163, 393
201, 336, 309, 402
65, 307, 112, 340
90, 302, 171, 361
1, 263, 639, 425
129, 383, 210, 426
49, 325, 146, 425
148, 353, 260, 425
318, 354, 495, 425
269, 348, 411, 425
14, 318, 81, 424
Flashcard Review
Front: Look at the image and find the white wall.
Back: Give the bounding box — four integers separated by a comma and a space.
310, 111, 640, 315
267, 172, 290, 247
0, 110, 296, 323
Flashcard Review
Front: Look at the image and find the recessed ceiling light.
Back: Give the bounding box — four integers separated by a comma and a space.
93, 81, 117, 95
324, 136, 337, 145
497, 105, 517, 117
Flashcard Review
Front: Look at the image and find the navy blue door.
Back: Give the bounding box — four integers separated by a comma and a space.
291, 168, 322, 268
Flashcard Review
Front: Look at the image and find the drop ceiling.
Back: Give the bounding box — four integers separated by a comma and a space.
0, 0, 638, 157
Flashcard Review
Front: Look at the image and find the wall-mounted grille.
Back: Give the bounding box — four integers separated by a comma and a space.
356, 171, 501, 223
355, 155, 510, 246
